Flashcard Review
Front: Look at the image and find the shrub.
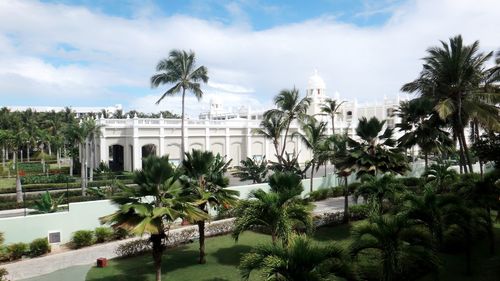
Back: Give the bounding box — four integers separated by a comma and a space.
308, 188, 330, 201
115, 239, 150, 257
94, 227, 114, 243
7, 242, 28, 260
71, 230, 94, 249
0, 268, 8, 281
21, 174, 75, 185
0, 232, 4, 245
349, 204, 370, 220
29, 238, 51, 257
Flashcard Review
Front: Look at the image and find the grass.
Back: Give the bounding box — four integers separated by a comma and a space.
0, 177, 15, 189
86, 222, 500, 281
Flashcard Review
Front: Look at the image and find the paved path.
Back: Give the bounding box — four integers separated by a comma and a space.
4, 195, 353, 281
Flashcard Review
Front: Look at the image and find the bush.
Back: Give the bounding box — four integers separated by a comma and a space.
308, 188, 330, 201
349, 204, 370, 220
7, 242, 28, 260
71, 230, 94, 249
21, 174, 75, 185
115, 239, 150, 257
0, 268, 8, 281
29, 238, 51, 257
94, 227, 114, 243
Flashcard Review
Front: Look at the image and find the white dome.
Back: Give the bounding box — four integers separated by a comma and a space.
307, 70, 326, 90
210, 97, 223, 105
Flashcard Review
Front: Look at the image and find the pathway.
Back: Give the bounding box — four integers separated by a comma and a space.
3, 195, 353, 281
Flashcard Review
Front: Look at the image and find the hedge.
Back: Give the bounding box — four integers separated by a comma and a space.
0, 178, 134, 194
21, 174, 75, 185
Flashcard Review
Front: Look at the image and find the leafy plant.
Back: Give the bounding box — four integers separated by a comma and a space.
232, 156, 269, 184
71, 230, 94, 249
29, 238, 51, 257
7, 242, 28, 261
0, 268, 8, 281
32, 191, 64, 213
94, 227, 114, 243
269, 153, 310, 178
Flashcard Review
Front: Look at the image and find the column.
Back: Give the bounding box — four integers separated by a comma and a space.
205, 127, 210, 151
99, 136, 108, 164
159, 127, 165, 156
225, 127, 230, 157
246, 128, 252, 158
132, 117, 141, 170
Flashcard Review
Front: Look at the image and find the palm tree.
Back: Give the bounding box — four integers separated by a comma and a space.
295, 118, 327, 192
422, 161, 458, 193
265, 88, 311, 161
350, 214, 440, 281
101, 156, 206, 281
180, 149, 239, 264
240, 235, 357, 281
231, 156, 269, 184
402, 35, 500, 173
355, 174, 405, 215
151, 50, 209, 161
349, 117, 408, 178
252, 114, 284, 161
233, 172, 312, 245
319, 98, 345, 135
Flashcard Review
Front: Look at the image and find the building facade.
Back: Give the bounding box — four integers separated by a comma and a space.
94, 71, 405, 171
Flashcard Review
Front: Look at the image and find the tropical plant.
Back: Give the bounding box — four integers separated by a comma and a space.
151, 50, 209, 161
232, 156, 269, 184
253, 113, 284, 161
319, 98, 345, 134
100, 155, 206, 281
240, 235, 357, 281
422, 161, 458, 193
350, 214, 440, 281
269, 153, 310, 178
233, 172, 312, 245
180, 149, 239, 264
32, 191, 64, 213
264, 88, 311, 162
402, 35, 500, 173
355, 174, 405, 215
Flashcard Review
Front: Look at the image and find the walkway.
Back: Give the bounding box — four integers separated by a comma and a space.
3, 195, 352, 281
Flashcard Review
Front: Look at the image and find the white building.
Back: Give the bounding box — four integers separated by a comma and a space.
93, 71, 405, 171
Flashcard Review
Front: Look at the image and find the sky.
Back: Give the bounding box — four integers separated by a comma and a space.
0, 0, 499, 117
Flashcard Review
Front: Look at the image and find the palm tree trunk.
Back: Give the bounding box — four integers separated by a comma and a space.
457, 136, 468, 174
279, 121, 292, 161
310, 163, 315, 192
48, 143, 52, 156
271, 231, 277, 245
151, 234, 164, 281
197, 220, 206, 264
460, 131, 473, 173
80, 143, 86, 196
27, 144, 30, 162
2, 145, 5, 168
180, 88, 186, 162
14, 152, 23, 204
331, 116, 335, 135
343, 176, 349, 223
89, 139, 94, 182
424, 152, 428, 170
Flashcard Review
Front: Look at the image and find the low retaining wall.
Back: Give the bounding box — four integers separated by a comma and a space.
3, 208, 351, 280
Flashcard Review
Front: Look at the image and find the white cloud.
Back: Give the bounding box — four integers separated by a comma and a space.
0, 0, 498, 113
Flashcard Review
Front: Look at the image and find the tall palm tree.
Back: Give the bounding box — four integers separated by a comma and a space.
180, 149, 239, 264
402, 35, 500, 173
319, 98, 345, 135
329, 133, 353, 223
151, 50, 209, 161
240, 235, 357, 281
265, 88, 311, 161
233, 172, 312, 245
252, 114, 285, 161
295, 118, 327, 192
101, 156, 206, 281
350, 214, 440, 281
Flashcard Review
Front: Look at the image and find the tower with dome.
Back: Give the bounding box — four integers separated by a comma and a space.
306, 70, 327, 117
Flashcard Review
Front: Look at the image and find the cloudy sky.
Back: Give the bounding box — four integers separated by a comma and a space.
0, 0, 498, 117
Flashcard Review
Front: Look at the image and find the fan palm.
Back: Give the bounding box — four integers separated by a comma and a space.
295, 118, 328, 192
180, 149, 239, 264
233, 172, 313, 245
402, 35, 500, 173
151, 50, 209, 161
240, 235, 357, 281
101, 156, 206, 281
265, 88, 311, 161
422, 161, 458, 193
350, 214, 440, 281
355, 174, 405, 215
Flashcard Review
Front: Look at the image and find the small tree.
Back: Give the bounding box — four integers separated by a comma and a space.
232, 156, 269, 184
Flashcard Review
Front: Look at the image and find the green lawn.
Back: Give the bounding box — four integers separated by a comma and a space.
0, 177, 15, 189
86, 222, 500, 281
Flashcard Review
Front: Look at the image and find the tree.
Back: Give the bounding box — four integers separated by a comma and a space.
350, 214, 439, 281
355, 174, 405, 215
232, 156, 269, 184
422, 161, 458, 193
101, 156, 206, 281
265, 88, 311, 162
349, 117, 409, 178
330, 133, 354, 223
151, 50, 209, 161
402, 35, 500, 173
233, 172, 312, 245
180, 149, 239, 264
240, 235, 357, 281
295, 118, 327, 192
319, 98, 345, 135
253, 114, 284, 161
